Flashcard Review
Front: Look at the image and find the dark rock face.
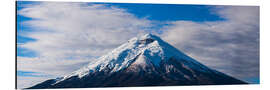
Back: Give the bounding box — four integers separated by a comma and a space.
139, 38, 155, 44
29, 57, 246, 89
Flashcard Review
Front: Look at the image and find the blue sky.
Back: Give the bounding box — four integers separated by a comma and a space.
103, 3, 224, 21
17, 2, 37, 57
16, 1, 259, 88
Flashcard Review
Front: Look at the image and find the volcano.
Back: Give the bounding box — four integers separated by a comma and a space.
29, 34, 247, 89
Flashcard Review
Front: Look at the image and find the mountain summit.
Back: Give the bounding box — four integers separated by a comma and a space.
29, 34, 247, 89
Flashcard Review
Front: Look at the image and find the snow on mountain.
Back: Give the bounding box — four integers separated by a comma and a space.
59, 34, 207, 80
29, 34, 247, 89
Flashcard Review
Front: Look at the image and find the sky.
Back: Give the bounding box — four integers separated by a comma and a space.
16, 1, 259, 88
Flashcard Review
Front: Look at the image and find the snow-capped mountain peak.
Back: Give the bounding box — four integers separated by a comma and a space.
60, 34, 208, 81
65, 34, 169, 77
57, 34, 165, 79
29, 34, 246, 89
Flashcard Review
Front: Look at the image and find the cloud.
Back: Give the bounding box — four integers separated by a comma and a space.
18, 2, 152, 59
17, 56, 91, 88
17, 2, 151, 88
17, 57, 90, 76
17, 76, 50, 89
161, 6, 259, 82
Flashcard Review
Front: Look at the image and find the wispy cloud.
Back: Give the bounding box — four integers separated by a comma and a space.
17, 57, 90, 76
18, 2, 152, 59
17, 76, 50, 89
161, 6, 259, 82
17, 2, 152, 88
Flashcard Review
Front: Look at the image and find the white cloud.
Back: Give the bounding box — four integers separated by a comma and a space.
17, 56, 91, 88
161, 6, 259, 82
17, 2, 151, 88
18, 2, 151, 59
17, 76, 49, 89
17, 56, 90, 76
